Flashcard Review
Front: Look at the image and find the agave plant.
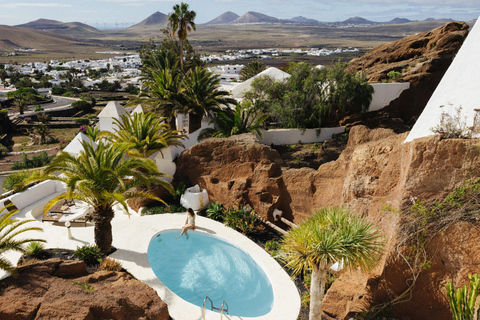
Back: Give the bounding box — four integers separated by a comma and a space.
0, 206, 45, 276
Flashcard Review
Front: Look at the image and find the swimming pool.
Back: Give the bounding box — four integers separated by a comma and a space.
147, 230, 274, 317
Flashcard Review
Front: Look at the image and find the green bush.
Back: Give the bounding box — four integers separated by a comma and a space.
0, 143, 8, 157
11, 152, 52, 170
74, 118, 90, 125
223, 203, 257, 235
264, 239, 280, 256
145, 203, 186, 215
73, 244, 103, 266
25, 241, 46, 259
206, 201, 225, 221
2, 169, 42, 192
34, 106, 44, 112
71, 100, 93, 112
387, 70, 402, 81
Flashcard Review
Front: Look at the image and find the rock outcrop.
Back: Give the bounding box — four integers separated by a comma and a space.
175, 127, 480, 319
0, 259, 169, 320
346, 21, 469, 126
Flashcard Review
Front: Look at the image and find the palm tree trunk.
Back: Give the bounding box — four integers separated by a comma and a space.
93, 205, 115, 254
309, 261, 330, 320
179, 41, 184, 71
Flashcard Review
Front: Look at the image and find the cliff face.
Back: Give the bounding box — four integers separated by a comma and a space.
175, 128, 480, 319
346, 21, 469, 126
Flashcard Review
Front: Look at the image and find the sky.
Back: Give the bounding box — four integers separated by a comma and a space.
0, 0, 478, 29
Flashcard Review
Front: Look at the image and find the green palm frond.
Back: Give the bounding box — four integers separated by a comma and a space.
0, 207, 45, 276
280, 206, 384, 276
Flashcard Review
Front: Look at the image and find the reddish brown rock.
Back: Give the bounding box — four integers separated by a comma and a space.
175, 125, 480, 319
345, 21, 469, 126
0, 259, 169, 320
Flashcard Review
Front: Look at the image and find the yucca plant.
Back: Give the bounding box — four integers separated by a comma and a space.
206, 201, 224, 221
280, 206, 384, 320
446, 274, 480, 320
0, 206, 45, 276
73, 244, 103, 266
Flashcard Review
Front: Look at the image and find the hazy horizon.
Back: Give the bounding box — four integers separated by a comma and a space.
0, 0, 478, 29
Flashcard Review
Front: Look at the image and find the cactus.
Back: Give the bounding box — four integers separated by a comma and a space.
446, 274, 480, 320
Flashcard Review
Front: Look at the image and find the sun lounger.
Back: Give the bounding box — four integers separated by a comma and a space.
58, 207, 89, 226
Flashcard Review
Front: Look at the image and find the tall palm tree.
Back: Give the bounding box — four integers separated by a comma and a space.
280, 207, 384, 320
181, 67, 236, 132
198, 102, 268, 140
42, 141, 172, 254
0, 206, 45, 276
101, 112, 184, 159
240, 61, 267, 81
168, 2, 196, 71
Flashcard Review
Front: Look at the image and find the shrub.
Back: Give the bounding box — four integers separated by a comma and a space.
145, 203, 186, 215
387, 70, 402, 81
264, 239, 280, 256
34, 106, 44, 112
2, 169, 42, 192
25, 241, 46, 259
74, 118, 90, 125
72, 100, 93, 112
206, 201, 224, 221
11, 152, 52, 170
223, 203, 257, 235
73, 244, 103, 266
431, 106, 480, 139
100, 257, 123, 271
36, 112, 50, 123
0, 143, 8, 157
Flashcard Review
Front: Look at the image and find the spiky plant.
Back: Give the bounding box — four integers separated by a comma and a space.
280, 206, 384, 320
0, 206, 45, 276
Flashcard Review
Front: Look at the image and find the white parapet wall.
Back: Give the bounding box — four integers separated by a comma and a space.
369, 82, 411, 112
259, 127, 345, 145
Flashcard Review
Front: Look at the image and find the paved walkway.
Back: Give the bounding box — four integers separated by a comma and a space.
2, 205, 301, 320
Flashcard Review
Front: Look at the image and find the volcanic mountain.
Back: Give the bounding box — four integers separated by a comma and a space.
130, 11, 169, 28
205, 11, 239, 25
230, 11, 279, 24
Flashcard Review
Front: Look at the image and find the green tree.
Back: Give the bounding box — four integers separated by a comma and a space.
41, 141, 172, 254
0, 206, 45, 276
240, 61, 267, 81
168, 2, 196, 71
13, 98, 28, 115
101, 112, 184, 159
280, 207, 384, 320
181, 66, 236, 132
198, 102, 268, 140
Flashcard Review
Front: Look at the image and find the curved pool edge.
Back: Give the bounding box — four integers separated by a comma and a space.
110, 213, 301, 320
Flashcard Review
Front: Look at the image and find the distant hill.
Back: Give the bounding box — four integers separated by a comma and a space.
341, 16, 377, 25
230, 11, 279, 24
15, 19, 98, 38
205, 11, 239, 25
387, 18, 413, 24
289, 16, 320, 24
0, 24, 82, 52
131, 11, 168, 28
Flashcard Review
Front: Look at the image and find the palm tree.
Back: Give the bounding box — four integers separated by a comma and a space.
181, 67, 236, 132
198, 102, 268, 140
42, 141, 172, 254
280, 207, 384, 320
101, 112, 184, 159
84, 126, 100, 142
13, 98, 28, 115
134, 68, 185, 125
240, 61, 267, 81
168, 2, 196, 71
0, 206, 45, 276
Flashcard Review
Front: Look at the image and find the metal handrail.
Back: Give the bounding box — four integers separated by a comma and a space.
202, 296, 229, 320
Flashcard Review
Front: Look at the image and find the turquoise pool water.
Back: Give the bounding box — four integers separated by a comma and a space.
147, 230, 274, 317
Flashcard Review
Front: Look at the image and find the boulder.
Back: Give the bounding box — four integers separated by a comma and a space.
0, 259, 169, 320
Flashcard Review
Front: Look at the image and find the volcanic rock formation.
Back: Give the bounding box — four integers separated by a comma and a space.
0, 259, 169, 320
